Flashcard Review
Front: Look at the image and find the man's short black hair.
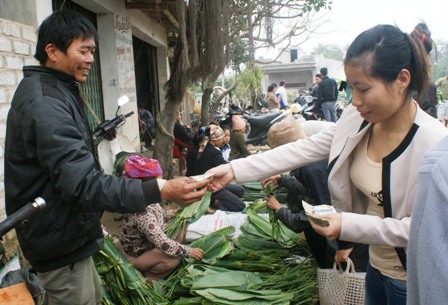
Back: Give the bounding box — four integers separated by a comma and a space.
34, 10, 98, 65
279, 80, 286, 86
320, 67, 328, 76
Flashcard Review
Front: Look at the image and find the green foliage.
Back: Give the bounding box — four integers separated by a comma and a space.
432, 39, 448, 81
93, 236, 167, 305
228, 39, 251, 72
236, 66, 265, 106
164, 192, 212, 239
302, 0, 332, 12
187, 227, 235, 264
155, 210, 317, 304
313, 43, 344, 61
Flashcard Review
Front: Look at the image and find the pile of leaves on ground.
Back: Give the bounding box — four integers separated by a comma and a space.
95, 190, 318, 305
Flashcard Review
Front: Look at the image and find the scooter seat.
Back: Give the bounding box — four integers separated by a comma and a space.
247, 111, 282, 126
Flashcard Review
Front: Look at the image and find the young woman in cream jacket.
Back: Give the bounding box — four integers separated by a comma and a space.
208, 24, 448, 304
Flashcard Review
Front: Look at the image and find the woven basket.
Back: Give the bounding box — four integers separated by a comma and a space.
317, 258, 366, 305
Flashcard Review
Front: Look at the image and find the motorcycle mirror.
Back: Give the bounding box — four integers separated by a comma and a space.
116, 95, 130, 116
118, 95, 130, 107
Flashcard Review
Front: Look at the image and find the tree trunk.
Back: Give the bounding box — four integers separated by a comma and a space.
153, 97, 182, 179
200, 86, 214, 126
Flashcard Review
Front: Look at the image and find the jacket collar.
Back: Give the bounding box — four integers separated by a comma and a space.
23, 65, 79, 88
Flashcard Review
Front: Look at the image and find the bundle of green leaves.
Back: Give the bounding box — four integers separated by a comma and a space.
93, 236, 167, 305
164, 191, 212, 239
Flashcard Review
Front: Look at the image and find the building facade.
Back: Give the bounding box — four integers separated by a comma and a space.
260, 48, 344, 98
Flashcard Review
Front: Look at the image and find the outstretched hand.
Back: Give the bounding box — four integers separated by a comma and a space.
206, 164, 235, 192
161, 176, 209, 206
308, 212, 342, 240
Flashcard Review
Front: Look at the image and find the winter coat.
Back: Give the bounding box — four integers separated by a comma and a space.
5, 66, 161, 272
407, 135, 448, 305
317, 76, 338, 103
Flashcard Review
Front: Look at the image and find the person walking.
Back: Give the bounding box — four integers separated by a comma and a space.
207, 24, 448, 305
317, 67, 338, 122
4, 10, 208, 305
275, 80, 289, 109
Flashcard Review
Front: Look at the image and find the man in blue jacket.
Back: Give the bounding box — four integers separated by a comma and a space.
4, 10, 208, 304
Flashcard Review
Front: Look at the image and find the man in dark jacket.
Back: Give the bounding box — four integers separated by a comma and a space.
4, 11, 208, 305
317, 67, 338, 122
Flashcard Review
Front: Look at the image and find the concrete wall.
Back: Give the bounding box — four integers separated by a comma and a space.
0, 0, 38, 27
0, 18, 38, 220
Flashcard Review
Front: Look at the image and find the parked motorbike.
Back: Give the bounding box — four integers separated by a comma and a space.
301, 96, 344, 121
336, 102, 344, 119
245, 110, 286, 145
94, 96, 136, 175
301, 96, 322, 121
0, 197, 46, 304
210, 101, 247, 131
211, 101, 286, 145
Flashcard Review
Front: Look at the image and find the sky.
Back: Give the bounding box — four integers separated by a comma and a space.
300, 0, 446, 53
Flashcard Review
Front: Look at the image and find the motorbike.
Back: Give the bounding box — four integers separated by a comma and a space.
245, 110, 286, 145
94, 96, 136, 175
301, 96, 322, 121
211, 101, 286, 146
0, 197, 46, 304
301, 96, 344, 121
210, 101, 247, 131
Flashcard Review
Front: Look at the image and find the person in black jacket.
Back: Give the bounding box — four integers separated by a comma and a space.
317, 67, 339, 122
187, 125, 245, 211
4, 11, 208, 305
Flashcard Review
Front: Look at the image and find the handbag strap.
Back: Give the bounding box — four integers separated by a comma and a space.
333, 257, 356, 274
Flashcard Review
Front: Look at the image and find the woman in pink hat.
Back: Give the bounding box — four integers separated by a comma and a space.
115, 154, 204, 281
